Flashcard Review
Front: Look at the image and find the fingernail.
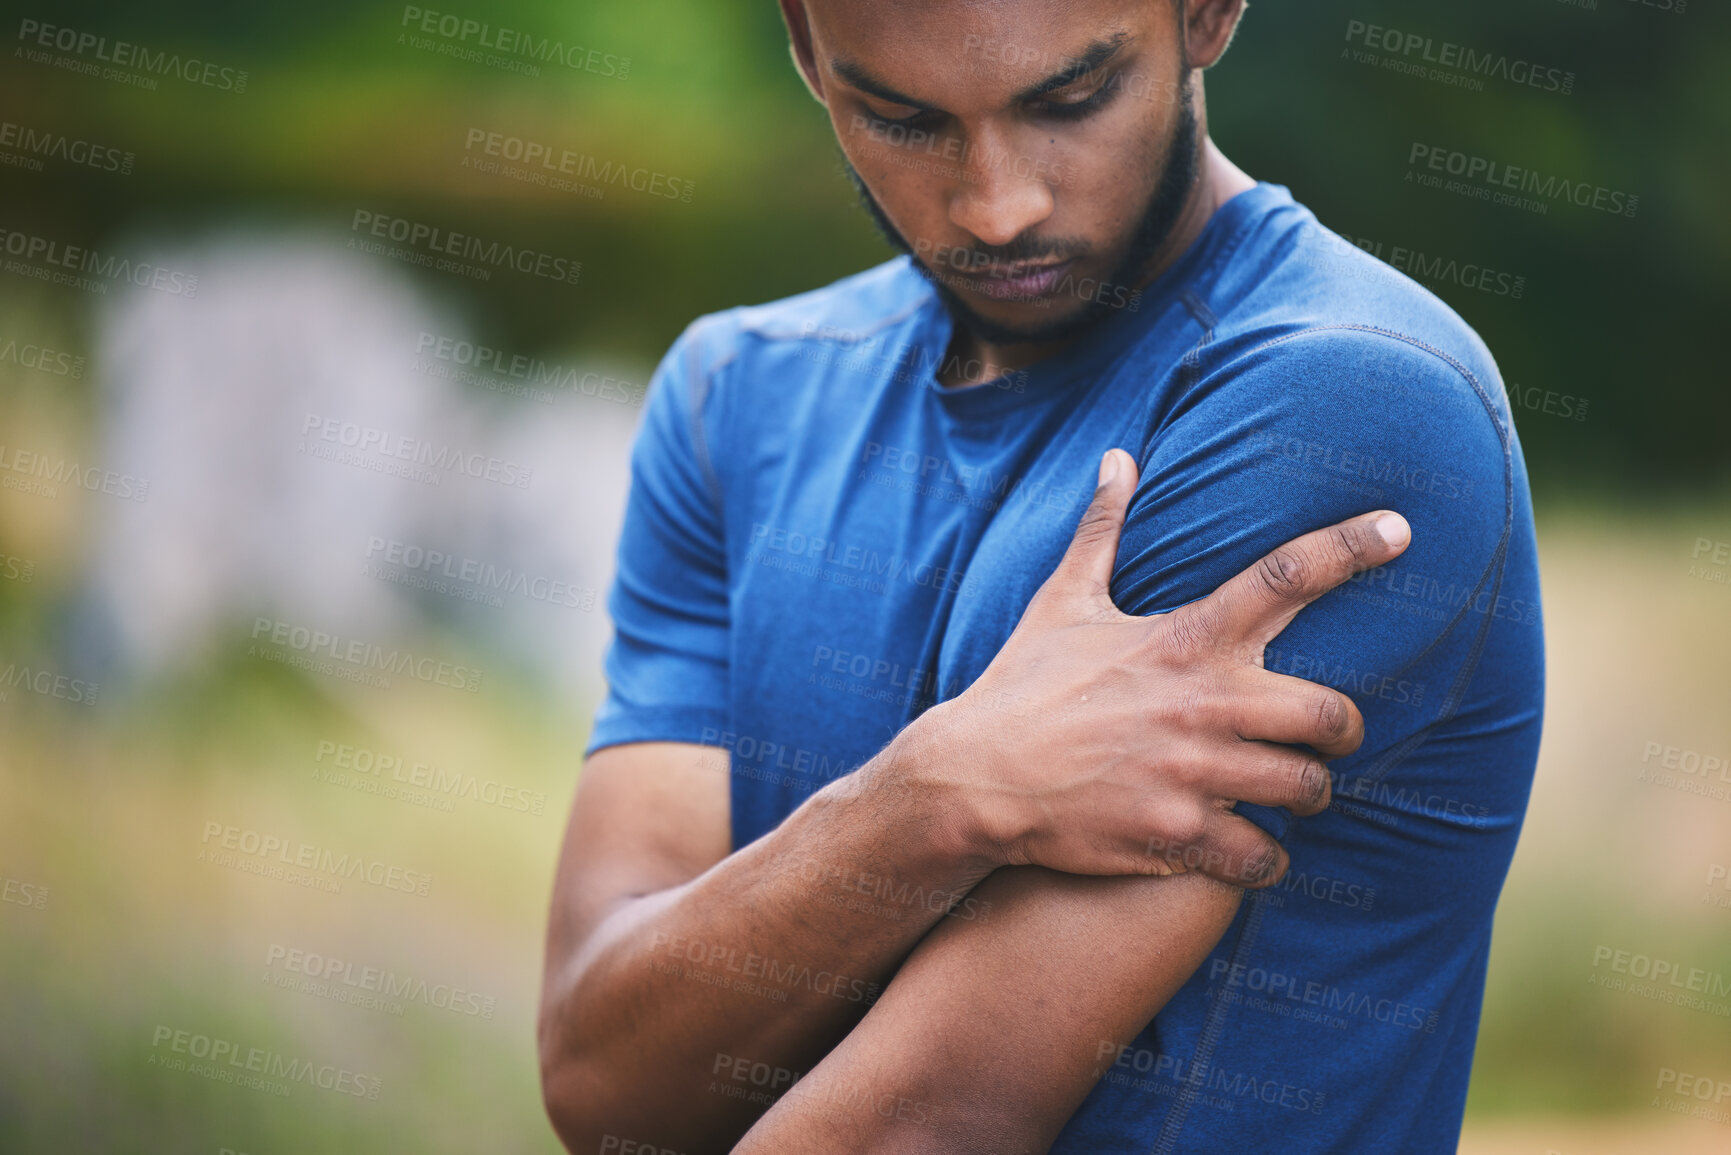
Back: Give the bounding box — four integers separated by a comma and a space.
1374, 512, 1410, 549
1098, 450, 1119, 486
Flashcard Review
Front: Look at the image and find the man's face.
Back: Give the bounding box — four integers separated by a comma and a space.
801, 0, 1198, 345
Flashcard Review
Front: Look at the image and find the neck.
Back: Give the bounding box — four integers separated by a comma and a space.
939, 138, 1255, 388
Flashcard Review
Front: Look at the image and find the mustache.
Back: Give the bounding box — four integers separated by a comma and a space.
923, 239, 1086, 274
837, 157, 1084, 270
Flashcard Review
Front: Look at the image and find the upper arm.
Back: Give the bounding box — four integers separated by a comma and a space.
586, 317, 735, 758
547, 316, 739, 976
1113, 326, 1520, 836
543, 742, 730, 988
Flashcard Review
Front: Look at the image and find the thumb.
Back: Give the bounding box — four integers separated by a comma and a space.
1043, 448, 1138, 608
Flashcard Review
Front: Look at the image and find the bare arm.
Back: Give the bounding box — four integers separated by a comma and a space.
539, 449, 1406, 1152
537, 733, 996, 1155
734, 869, 1242, 1153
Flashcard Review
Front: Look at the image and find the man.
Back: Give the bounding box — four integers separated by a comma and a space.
539, 0, 1543, 1151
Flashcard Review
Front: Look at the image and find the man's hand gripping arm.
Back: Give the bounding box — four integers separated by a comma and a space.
733, 449, 1411, 1153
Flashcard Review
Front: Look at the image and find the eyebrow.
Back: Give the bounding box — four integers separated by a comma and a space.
831, 32, 1132, 111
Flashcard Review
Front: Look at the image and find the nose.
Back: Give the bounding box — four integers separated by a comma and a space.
947, 128, 1056, 247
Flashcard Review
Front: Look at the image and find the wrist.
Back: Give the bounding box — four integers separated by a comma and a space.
865, 698, 1010, 877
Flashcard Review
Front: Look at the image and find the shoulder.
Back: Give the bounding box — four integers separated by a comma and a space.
1125, 207, 1529, 612
1172, 203, 1518, 501
667, 255, 935, 374
638, 256, 935, 497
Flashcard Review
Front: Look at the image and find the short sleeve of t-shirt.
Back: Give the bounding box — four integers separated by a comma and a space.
1110, 324, 1524, 842
584, 319, 733, 758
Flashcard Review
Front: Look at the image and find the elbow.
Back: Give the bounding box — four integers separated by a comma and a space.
539, 1064, 609, 1155
536, 997, 616, 1154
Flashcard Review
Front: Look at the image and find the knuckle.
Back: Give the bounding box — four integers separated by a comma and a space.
1075, 506, 1111, 544
1294, 759, 1330, 810
1330, 523, 1373, 569
1314, 691, 1352, 742
1256, 545, 1311, 604
1241, 839, 1284, 887
1159, 806, 1208, 851
1167, 682, 1214, 732
1339, 701, 1366, 752
1073, 496, 1118, 543
1160, 604, 1222, 662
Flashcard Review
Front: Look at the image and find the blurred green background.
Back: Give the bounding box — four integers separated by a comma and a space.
2, 0, 1728, 1152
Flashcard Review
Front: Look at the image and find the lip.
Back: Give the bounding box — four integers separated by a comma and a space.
961, 258, 1076, 302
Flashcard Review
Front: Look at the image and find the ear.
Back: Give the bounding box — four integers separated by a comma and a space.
1182, 0, 1247, 70
778, 0, 827, 104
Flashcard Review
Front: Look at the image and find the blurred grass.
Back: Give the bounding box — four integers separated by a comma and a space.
0, 655, 582, 1153
5, 502, 1731, 1150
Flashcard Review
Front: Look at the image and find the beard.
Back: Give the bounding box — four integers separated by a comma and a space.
842, 79, 1201, 348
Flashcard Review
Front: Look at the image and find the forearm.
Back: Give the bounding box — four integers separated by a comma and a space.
735, 867, 1242, 1154
539, 725, 999, 1154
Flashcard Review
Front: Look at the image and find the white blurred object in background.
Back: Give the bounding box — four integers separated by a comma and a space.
78, 233, 639, 704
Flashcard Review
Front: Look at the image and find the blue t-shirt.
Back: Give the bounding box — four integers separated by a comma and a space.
586, 182, 1544, 1153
